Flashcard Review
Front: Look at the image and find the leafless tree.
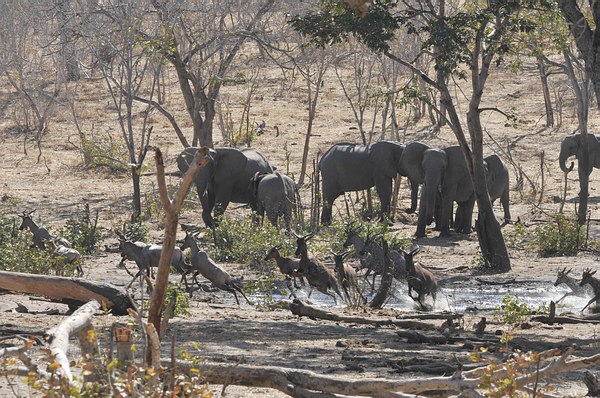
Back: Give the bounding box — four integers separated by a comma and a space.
91, 0, 161, 220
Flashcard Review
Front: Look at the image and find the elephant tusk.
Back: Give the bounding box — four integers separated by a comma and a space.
565, 161, 574, 174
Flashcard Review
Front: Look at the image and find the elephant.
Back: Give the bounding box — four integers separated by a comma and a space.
177, 147, 276, 228
398, 141, 431, 213
484, 154, 511, 223
250, 171, 297, 230
416, 146, 474, 238
319, 140, 425, 224
559, 133, 600, 176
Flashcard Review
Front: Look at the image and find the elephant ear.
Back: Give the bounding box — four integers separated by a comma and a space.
176, 147, 199, 174
369, 141, 405, 179
177, 147, 217, 175
214, 147, 249, 182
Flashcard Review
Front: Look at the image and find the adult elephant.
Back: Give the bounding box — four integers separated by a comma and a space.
177, 147, 276, 228
484, 154, 511, 224
250, 171, 297, 231
398, 141, 431, 213
559, 133, 600, 176
416, 146, 474, 238
319, 141, 407, 224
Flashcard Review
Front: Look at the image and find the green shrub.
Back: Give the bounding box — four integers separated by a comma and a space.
325, 218, 411, 255
60, 204, 104, 255
209, 215, 292, 265
533, 214, 585, 256
116, 220, 150, 243
495, 294, 533, 326
81, 131, 128, 172
0, 212, 79, 276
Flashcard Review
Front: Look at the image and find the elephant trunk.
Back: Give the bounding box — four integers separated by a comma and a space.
559, 145, 574, 174
423, 177, 439, 226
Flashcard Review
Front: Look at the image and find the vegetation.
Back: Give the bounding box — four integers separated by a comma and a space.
533, 213, 585, 256
0, 212, 80, 277
60, 203, 104, 255
209, 215, 292, 265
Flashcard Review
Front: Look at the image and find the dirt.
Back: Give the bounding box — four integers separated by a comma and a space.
0, 59, 599, 397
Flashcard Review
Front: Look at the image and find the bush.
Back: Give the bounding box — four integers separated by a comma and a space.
60, 204, 104, 255
80, 131, 129, 173
0, 212, 80, 276
533, 214, 585, 256
210, 215, 292, 265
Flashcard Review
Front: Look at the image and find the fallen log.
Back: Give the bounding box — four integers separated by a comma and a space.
531, 314, 600, 325
0, 270, 134, 315
170, 346, 600, 397
289, 300, 438, 330
395, 312, 462, 321
44, 300, 101, 381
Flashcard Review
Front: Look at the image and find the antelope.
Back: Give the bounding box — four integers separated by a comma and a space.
350, 232, 405, 290
399, 245, 438, 309
116, 232, 187, 289
554, 267, 592, 303
580, 268, 600, 313
18, 210, 71, 250
179, 231, 251, 305
264, 245, 305, 289
330, 249, 361, 303
46, 238, 83, 277
295, 233, 342, 303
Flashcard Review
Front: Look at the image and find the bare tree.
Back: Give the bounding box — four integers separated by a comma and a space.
93, 0, 162, 220
0, 0, 66, 162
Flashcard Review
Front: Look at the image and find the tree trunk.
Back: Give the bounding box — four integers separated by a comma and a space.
0, 270, 133, 315
55, 0, 80, 81
146, 146, 209, 365
557, 0, 600, 107
298, 73, 323, 186
131, 165, 142, 220
538, 58, 554, 127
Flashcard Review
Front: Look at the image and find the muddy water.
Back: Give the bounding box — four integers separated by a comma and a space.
265, 279, 592, 314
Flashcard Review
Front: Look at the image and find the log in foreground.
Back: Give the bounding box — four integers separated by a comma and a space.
172, 347, 600, 397
45, 300, 101, 381
0, 270, 133, 315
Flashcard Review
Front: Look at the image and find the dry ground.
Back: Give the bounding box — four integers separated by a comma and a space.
0, 59, 599, 397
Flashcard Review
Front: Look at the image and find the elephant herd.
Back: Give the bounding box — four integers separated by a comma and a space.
176, 132, 599, 238
319, 141, 510, 237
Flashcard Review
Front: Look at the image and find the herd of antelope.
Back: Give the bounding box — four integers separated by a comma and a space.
15, 210, 600, 312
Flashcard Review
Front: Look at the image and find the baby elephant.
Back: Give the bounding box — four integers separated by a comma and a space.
250, 171, 297, 230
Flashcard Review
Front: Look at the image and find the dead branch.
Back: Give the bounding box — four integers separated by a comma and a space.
0, 270, 133, 315
44, 300, 101, 381
290, 300, 438, 330
147, 146, 209, 343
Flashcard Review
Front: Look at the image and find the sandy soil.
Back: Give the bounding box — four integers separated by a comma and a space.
0, 59, 599, 397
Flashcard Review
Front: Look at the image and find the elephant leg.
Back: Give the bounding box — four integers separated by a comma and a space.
266, 208, 279, 228
374, 175, 392, 218
201, 190, 216, 228
501, 188, 511, 223
457, 195, 475, 234
283, 206, 292, 231
213, 200, 230, 224
439, 195, 453, 237
321, 190, 341, 225
415, 187, 429, 238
